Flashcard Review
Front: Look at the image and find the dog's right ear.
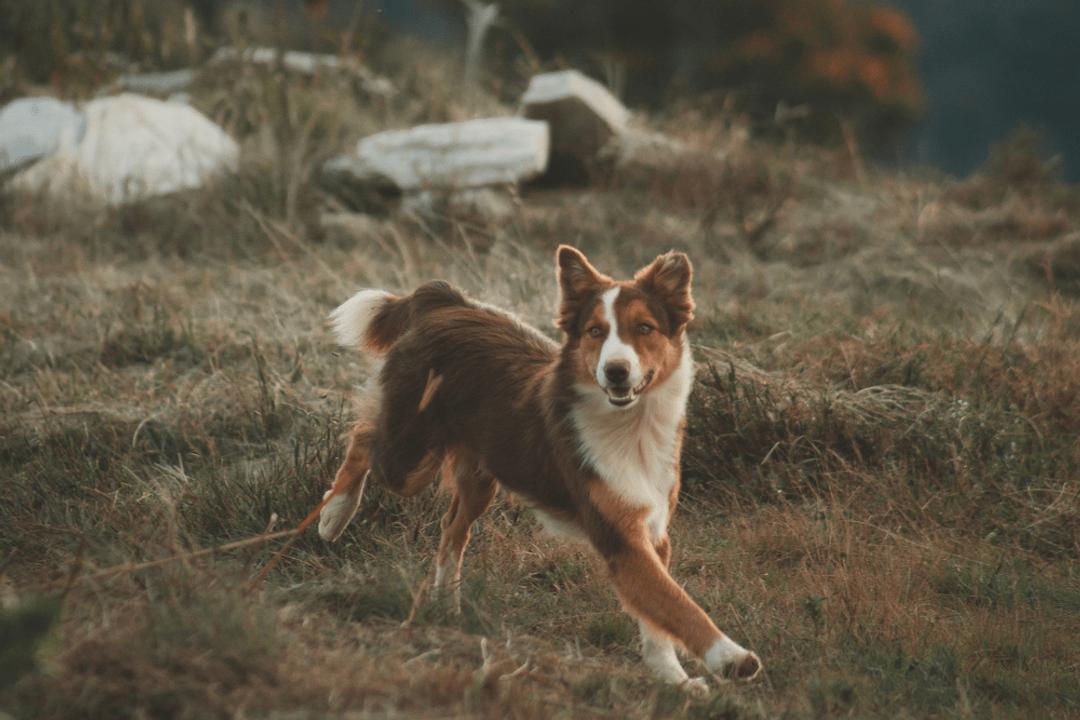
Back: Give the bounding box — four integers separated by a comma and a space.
556, 245, 608, 333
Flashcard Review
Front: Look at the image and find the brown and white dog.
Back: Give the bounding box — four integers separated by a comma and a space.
318, 246, 762, 691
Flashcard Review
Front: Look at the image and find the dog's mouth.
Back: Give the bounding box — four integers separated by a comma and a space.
604, 370, 655, 407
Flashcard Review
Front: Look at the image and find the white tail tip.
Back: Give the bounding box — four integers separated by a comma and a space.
329, 289, 392, 349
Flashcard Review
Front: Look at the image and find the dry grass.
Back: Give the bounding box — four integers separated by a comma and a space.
1, 42, 1079, 719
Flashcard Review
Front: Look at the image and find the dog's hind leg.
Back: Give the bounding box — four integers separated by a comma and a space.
319, 422, 373, 542
368, 365, 447, 498
433, 454, 497, 614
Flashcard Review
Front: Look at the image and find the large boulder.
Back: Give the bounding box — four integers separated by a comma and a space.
324, 117, 549, 193
520, 69, 629, 181
11, 93, 238, 206
0, 97, 85, 175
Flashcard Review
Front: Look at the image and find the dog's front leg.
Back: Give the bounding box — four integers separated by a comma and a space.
636, 536, 709, 694
605, 539, 761, 684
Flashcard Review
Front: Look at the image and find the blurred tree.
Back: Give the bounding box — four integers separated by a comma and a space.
478, 0, 924, 150
0, 0, 358, 91
0, 0, 197, 87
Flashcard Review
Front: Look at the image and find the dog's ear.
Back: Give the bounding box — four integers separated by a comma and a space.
556, 245, 607, 333
635, 251, 695, 333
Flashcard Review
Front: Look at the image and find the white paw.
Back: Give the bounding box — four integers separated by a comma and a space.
317, 487, 362, 542
681, 676, 710, 697
704, 638, 763, 682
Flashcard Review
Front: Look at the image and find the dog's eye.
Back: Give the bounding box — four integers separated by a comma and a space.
587, 326, 604, 338
637, 323, 653, 335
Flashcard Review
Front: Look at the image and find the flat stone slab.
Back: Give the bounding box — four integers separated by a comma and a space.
12, 93, 238, 205
0, 97, 85, 174
324, 117, 549, 191
521, 69, 629, 179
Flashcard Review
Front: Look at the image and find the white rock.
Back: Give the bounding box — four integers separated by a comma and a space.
325, 118, 549, 192
520, 69, 629, 174
11, 93, 238, 206
0, 97, 85, 174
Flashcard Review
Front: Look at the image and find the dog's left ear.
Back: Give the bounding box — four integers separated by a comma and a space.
635, 251, 695, 333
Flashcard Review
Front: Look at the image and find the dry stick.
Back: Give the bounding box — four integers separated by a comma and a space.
26, 529, 300, 594
248, 489, 338, 590
23, 488, 342, 595
243, 513, 280, 575
401, 570, 434, 629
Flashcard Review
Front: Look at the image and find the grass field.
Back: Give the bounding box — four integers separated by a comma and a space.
1, 53, 1079, 719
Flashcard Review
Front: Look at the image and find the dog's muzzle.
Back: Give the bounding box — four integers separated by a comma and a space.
604, 370, 655, 407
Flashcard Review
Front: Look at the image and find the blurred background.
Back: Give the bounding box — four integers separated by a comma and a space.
1, 0, 1077, 179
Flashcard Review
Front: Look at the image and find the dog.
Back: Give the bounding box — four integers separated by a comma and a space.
317, 245, 762, 691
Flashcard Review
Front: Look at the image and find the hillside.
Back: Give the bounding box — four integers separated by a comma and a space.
1, 40, 1078, 719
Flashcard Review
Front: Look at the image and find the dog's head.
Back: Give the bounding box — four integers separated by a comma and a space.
556, 245, 695, 409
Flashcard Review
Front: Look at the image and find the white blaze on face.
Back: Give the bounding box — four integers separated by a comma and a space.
596, 287, 644, 389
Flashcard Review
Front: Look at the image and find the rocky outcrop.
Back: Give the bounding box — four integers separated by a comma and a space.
520, 69, 629, 181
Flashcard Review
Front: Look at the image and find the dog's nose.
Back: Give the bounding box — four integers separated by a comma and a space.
604, 361, 630, 386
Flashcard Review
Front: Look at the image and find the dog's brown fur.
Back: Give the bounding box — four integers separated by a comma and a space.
321, 246, 761, 689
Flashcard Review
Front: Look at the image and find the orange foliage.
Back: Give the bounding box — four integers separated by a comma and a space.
500, 0, 925, 146
869, 6, 919, 52
859, 57, 891, 100
718, 0, 924, 134
735, 33, 780, 63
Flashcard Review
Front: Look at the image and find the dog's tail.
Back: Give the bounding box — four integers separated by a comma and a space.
329, 281, 467, 356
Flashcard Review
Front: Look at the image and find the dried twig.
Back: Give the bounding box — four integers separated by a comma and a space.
25, 529, 299, 594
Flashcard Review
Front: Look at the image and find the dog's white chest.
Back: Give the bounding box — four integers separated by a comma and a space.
571, 350, 693, 541
595, 440, 675, 541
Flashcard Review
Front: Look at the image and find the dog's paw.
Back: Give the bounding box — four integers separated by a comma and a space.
718, 651, 762, 682
704, 638, 763, 683
681, 676, 710, 697
317, 489, 361, 542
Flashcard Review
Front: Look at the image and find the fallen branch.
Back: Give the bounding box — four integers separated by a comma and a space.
248, 489, 338, 589
25, 528, 301, 594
